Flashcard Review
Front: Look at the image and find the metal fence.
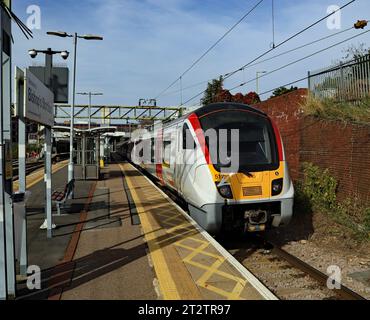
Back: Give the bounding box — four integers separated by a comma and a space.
308, 54, 370, 103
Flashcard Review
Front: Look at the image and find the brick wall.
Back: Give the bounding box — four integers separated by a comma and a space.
253, 89, 370, 203
299, 117, 370, 202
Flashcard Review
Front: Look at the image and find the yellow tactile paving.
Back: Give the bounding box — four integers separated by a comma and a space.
120, 162, 265, 300
13, 160, 69, 191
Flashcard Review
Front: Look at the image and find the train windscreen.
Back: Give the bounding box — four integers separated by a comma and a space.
198, 109, 280, 173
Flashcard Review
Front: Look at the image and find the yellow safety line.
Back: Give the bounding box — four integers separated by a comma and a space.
119, 163, 181, 300
13, 161, 69, 192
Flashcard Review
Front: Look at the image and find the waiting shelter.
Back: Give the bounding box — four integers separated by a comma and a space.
53, 126, 116, 180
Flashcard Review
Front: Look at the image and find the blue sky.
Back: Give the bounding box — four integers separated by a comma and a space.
12, 0, 370, 109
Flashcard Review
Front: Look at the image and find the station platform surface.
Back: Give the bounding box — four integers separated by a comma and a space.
16, 160, 275, 300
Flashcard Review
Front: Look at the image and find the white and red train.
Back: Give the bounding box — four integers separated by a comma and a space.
121, 103, 294, 234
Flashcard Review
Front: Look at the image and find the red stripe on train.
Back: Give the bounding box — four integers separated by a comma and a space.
155, 128, 164, 184
270, 119, 284, 161
188, 113, 211, 164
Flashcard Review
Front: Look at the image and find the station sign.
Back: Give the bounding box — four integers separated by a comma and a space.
24, 69, 55, 127
29, 66, 69, 103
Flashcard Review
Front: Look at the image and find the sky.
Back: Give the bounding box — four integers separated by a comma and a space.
11, 0, 370, 110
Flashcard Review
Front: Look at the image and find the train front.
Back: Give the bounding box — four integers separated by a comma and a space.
188, 103, 294, 234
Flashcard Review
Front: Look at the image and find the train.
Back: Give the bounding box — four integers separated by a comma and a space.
121, 103, 294, 235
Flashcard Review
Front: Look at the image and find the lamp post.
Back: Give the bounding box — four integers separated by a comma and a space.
77, 92, 103, 130
256, 71, 267, 95
47, 31, 103, 185
28, 48, 70, 238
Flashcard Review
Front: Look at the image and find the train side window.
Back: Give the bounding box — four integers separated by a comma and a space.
151, 138, 155, 163
183, 124, 196, 150
163, 141, 171, 166
134, 140, 144, 158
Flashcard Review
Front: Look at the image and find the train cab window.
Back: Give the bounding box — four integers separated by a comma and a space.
198, 109, 279, 172
183, 124, 196, 150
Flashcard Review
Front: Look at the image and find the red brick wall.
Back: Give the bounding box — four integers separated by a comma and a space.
253, 89, 370, 202
299, 117, 370, 202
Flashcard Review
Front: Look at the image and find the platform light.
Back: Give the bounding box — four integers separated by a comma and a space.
47, 30, 104, 186
47, 31, 70, 37
60, 51, 70, 60
28, 49, 37, 58
81, 34, 103, 41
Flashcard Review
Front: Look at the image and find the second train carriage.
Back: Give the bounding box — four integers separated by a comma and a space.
124, 103, 294, 234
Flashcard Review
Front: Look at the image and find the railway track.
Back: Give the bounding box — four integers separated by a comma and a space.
12, 161, 44, 180
12, 154, 69, 180
220, 235, 366, 300
133, 164, 366, 300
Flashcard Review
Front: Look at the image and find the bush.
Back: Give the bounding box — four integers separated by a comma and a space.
299, 162, 370, 241
301, 162, 337, 210
302, 95, 370, 124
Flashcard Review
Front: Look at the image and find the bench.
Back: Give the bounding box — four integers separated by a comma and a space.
52, 179, 75, 216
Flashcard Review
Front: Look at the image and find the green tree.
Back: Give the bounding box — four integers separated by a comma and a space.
201, 77, 224, 106
271, 86, 298, 98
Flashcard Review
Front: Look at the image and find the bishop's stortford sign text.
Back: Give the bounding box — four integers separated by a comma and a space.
25, 69, 54, 127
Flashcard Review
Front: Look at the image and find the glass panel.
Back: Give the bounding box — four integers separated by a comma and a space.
163, 141, 171, 166
86, 137, 96, 151
73, 151, 83, 165
85, 150, 96, 165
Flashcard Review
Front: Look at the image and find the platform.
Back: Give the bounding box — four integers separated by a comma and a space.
16, 161, 276, 300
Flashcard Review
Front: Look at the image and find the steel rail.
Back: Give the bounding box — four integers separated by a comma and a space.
270, 244, 366, 300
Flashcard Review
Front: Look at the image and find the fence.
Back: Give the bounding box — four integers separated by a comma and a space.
308, 54, 370, 103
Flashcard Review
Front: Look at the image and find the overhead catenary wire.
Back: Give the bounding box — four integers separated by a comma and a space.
174, 27, 369, 110
162, 1, 357, 103
223, 0, 356, 80
154, 0, 265, 99
271, 0, 276, 48
227, 29, 370, 92
160, 26, 355, 98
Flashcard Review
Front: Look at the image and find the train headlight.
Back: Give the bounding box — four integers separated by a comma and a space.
218, 185, 233, 199
272, 178, 284, 196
